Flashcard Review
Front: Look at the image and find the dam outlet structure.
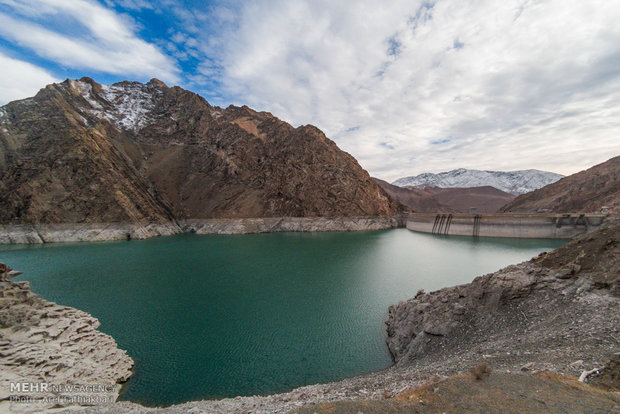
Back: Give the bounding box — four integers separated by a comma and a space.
407, 213, 610, 239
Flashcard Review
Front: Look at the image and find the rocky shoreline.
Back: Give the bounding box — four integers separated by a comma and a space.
2, 222, 618, 413
0, 264, 133, 413
386, 223, 619, 366
0, 222, 182, 245
0, 216, 403, 244
184, 216, 402, 235
90, 221, 618, 413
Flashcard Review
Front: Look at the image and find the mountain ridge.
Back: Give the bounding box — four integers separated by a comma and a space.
392, 168, 563, 195
500, 156, 620, 213
372, 178, 453, 213
0, 77, 400, 225
374, 178, 516, 213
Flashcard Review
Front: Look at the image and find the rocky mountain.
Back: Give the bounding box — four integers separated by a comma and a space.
374, 179, 516, 213
392, 168, 563, 195
500, 156, 620, 214
0, 78, 399, 225
422, 185, 516, 213
372, 179, 452, 213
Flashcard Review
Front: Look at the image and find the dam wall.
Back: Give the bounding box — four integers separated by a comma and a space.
406, 213, 609, 239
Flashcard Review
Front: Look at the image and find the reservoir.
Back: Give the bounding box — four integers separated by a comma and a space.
1, 229, 565, 406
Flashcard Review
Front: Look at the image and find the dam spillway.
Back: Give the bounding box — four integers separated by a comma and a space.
407, 213, 610, 239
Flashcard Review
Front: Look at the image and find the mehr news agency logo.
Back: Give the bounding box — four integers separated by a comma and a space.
9, 382, 116, 405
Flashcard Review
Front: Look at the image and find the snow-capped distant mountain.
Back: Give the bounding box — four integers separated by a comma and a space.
392, 168, 564, 195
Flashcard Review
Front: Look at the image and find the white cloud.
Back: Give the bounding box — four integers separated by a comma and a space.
103, 0, 155, 11
1, 0, 617, 179
202, 0, 620, 180
0, 53, 58, 104
0, 0, 180, 83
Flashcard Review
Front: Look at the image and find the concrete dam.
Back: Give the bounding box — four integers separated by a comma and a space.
406, 213, 610, 239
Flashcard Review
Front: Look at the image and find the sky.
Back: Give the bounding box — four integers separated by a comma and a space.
0, 0, 619, 182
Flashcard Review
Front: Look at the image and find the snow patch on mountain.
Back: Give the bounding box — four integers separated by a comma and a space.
392, 168, 564, 195
71, 80, 102, 110
100, 83, 156, 132
0, 108, 8, 134
210, 108, 223, 119
69, 80, 156, 132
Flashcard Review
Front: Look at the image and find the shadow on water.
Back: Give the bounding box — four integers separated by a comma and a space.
0, 229, 566, 406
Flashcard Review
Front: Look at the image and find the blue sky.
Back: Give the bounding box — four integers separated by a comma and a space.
1, 0, 619, 181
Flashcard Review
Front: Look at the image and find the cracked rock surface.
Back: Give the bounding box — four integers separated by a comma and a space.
0, 265, 133, 413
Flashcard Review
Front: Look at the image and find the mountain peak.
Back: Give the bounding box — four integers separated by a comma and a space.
78, 76, 98, 86
147, 78, 167, 88
500, 156, 620, 213
392, 168, 564, 195
0, 77, 400, 224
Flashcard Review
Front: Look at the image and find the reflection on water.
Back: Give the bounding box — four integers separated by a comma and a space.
0, 229, 565, 406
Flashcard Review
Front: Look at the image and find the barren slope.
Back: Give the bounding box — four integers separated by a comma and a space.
0, 78, 399, 224
372, 178, 451, 213
374, 179, 515, 213
500, 156, 620, 213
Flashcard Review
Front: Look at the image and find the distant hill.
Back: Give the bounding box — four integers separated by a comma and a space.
392, 168, 563, 195
0, 77, 399, 224
500, 156, 620, 214
373, 179, 452, 213
423, 185, 516, 213
374, 179, 516, 213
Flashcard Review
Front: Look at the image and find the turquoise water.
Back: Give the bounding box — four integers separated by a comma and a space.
0, 229, 565, 406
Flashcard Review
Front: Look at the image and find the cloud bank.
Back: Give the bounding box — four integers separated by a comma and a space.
0, 0, 179, 86
1, 0, 619, 179
205, 0, 620, 179
0, 53, 58, 105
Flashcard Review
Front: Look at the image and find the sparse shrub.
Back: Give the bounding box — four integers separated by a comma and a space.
470, 362, 492, 380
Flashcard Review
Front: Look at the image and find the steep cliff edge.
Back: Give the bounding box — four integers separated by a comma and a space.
0, 264, 133, 412
0, 78, 398, 228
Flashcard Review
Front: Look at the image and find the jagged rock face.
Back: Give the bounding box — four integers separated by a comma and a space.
386, 222, 619, 365
0, 79, 174, 224
0, 78, 398, 224
500, 156, 620, 214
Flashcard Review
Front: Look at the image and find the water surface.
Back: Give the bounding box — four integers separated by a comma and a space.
0, 229, 565, 406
